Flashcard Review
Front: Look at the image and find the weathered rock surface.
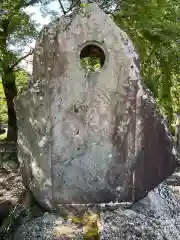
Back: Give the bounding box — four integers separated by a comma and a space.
0, 3, 179, 240
13, 213, 84, 240
10, 170, 180, 240
101, 182, 180, 240
14, 2, 178, 210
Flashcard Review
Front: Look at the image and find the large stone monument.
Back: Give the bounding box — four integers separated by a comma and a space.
15, 3, 178, 211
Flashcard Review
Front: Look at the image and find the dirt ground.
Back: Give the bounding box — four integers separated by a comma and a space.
0, 168, 25, 226
0, 169, 24, 204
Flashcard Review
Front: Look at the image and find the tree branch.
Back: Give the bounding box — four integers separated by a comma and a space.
58, 0, 81, 15
9, 50, 34, 71
66, 0, 81, 13
57, 0, 119, 16
20, 0, 42, 8
58, 0, 66, 15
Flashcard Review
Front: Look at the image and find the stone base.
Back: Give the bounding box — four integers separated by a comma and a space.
7, 173, 180, 239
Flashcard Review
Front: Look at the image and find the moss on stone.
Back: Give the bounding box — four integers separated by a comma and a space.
67, 211, 100, 240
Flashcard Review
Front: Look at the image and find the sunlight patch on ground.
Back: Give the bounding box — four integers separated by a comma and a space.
0, 133, 7, 141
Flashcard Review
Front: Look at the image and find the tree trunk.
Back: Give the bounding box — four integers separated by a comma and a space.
2, 71, 17, 142
175, 115, 180, 157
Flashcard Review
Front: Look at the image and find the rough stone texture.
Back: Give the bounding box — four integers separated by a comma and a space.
15, 3, 178, 209
11, 170, 180, 240
0, 189, 45, 240
13, 213, 84, 240
101, 181, 180, 240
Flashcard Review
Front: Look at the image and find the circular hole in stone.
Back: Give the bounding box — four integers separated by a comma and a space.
80, 44, 105, 73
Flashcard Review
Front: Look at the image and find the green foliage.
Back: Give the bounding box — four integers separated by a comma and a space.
0, 78, 8, 124
59, 0, 180, 129
113, 0, 180, 128
80, 56, 101, 74
0, 0, 40, 138
80, 3, 88, 8
15, 69, 28, 94
0, 0, 39, 71
68, 211, 100, 240
0, 132, 7, 140
0, 69, 28, 124
1, 0, 180, 137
